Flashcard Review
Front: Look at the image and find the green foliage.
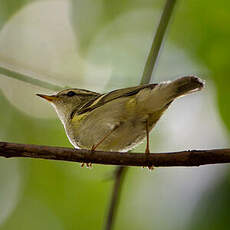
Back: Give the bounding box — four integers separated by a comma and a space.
0, 0, 33, 29
188, 172, 230, 230
170, 0, 230, 131
0, 0, 229, 230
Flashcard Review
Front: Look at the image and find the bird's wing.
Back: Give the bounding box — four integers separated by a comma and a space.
76, 84, 158, 115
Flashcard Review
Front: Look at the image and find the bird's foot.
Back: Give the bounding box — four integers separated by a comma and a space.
87, 162, 93, 168
147, 165, 154, 170
145, 147, 150, 156
143, 148, 154, 170
142, 164, 155, 170
80, 146, 95, 168
80, 162, 93, 168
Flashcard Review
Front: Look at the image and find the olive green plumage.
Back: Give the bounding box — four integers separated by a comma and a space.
37, 76, 204, 151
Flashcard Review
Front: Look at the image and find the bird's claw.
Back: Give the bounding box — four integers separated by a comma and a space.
142, 165, 154, 170
87, 162, 92, 168
80, 162, 93, 168
143, 149, 154, 170
148, 165, 154, 170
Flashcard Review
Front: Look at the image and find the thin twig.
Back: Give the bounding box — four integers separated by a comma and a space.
0, 64, 63, 91
1, 142, 230, 167
105, 0, 177, 229
104, 166, 127, 230
140, 0, 177, 84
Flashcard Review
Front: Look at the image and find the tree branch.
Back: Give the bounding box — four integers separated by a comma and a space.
1, 142, 230, 167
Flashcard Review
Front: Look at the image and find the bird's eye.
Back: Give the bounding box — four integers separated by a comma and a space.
66, 91, 76, 97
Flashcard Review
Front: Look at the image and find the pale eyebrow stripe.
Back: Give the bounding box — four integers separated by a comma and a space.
70, 94, 102, 119
58, 88, 99, 96
74, 89, 98, 95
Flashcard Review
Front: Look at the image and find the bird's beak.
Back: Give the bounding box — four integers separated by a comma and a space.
36, 94, 57, 102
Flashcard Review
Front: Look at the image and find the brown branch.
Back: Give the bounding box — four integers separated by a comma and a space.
1, 142, 230, 167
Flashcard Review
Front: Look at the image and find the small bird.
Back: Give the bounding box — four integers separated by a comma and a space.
37, 76, 204, 155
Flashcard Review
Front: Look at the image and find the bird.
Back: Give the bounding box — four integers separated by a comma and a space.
37, 76, 204, 156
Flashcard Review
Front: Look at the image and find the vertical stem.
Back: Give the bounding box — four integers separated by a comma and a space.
145, 119, 150, 155
104, 166, 127, 230
140, 0, 177, 84
104, 0, 177, 230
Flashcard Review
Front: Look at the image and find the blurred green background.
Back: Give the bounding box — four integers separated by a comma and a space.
0, 0, 229, 229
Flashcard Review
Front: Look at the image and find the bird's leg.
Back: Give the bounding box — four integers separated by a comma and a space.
145, 119, 150, 156
91, 124, 120, 152
145, 119, 154, 170
86, 125, 120, 168
81, 162, 92, 168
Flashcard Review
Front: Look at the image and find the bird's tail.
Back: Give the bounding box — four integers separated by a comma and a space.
140, 76, 204, 113
166, 75, 204, 100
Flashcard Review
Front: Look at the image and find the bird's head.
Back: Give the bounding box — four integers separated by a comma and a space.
37, 88, 99, 124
